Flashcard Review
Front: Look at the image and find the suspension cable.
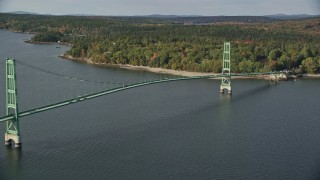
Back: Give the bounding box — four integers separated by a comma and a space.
15, 59, 130, 85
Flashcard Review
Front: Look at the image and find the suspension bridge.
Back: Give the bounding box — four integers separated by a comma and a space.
0, 42, 282, 148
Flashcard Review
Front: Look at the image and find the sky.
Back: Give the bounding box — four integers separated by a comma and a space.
0, 0, 319, 16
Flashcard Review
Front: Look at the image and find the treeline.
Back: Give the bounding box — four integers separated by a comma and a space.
0, 13, 319, 74
31, 31, 66, 42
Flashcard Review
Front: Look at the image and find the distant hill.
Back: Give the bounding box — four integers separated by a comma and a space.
266, 14, 320, 19
142, 14, 203, 18
4, 11, 320, 23
147, 14, 320, 22
167, 16, 277, 24
7, 11, 52, 16
7, 11, 38, 15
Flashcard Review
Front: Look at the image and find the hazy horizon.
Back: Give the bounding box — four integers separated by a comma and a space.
1, 11, 320, 17
0, 0, 319, 16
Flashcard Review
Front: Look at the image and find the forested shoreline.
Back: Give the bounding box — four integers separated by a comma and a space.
1, 13, 319, 74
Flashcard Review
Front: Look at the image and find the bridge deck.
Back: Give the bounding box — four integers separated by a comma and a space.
0, 72, 280, 123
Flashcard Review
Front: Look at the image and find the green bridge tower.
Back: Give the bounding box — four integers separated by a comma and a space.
4, 58, 21, 148
220, 42, 232, 94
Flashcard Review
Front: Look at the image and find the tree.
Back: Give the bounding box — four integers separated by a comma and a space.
254, 46, 267, 60
268, 49, 282, 61
278, 54, 290, 69
239, 60, 255, 73
301, 46, 313, 58
301, 57, 318, 74
32, 31, 64, 42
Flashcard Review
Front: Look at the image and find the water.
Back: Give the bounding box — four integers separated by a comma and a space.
1, 30, 320, 179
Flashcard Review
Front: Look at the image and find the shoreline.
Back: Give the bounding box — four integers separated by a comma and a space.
58, 54, 320, 80
59, 54, 276, 80
24, 40, 72, 46
301, 74, 320, 78
59, 54, 320, 79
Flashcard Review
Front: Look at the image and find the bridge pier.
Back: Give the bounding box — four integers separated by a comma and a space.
220, 85, 232, 94
5, 133, 21, 148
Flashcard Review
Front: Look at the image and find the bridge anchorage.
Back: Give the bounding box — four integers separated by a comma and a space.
220, 42, 232, 94
4, 58, 21, 148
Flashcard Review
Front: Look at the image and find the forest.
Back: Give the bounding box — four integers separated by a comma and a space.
0, 13, 320, 74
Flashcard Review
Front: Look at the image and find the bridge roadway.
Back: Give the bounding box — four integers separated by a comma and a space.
0, 72, 279, 123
